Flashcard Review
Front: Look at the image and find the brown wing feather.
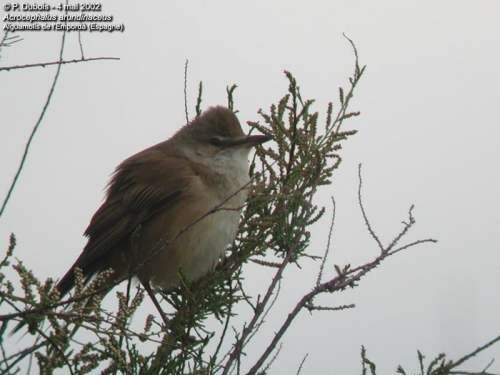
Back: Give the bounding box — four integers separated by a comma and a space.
56, 145, 192, 297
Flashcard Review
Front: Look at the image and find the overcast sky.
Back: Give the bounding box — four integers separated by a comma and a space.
1, 1, 500, 373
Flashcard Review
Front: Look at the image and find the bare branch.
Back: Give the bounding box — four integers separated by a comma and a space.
184, 58, 189, 123
77, 31, 85, 60
450, 335, 500, 371
0, 56, 120, 72
316, 196, 336, 286
296, 353, 309, 375
195, 81, 203, 117
0, 29, 70, 219
358, 163, 384, 252
0, 30, 23, 57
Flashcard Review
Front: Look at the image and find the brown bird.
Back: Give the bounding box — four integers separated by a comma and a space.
56, 106, 271, 318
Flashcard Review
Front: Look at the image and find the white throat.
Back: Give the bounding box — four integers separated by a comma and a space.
213, 147, 251, 185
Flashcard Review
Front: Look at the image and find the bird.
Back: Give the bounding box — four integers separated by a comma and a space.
55, 106, 271, 319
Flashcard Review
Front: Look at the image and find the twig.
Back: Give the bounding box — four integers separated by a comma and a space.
450, 372, 499, 375
250, 258, 281, 268
0, 25, 71, 220
284, 71, 299, 179
195, 81, 203, 117
184, 59, 189, 123
296, 353, 309, 375
385, 205, 415, 253
1, 341, 46, 369
0, 56, 120, 72
450, 335, 500, 371
343, 33, 361, 78
211, 280, 234, 371
0, 30, 23, 59
322, 34, 365, 138
305, 303, 355, 312
316, 196, 336, 286
245, 278, 282, 348
226, 84, 238, 112
261, 343, 282, 374
357, 164, 384, 252
77, 31, 85, 60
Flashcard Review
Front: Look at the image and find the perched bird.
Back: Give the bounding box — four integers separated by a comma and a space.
56, 106, 271, 314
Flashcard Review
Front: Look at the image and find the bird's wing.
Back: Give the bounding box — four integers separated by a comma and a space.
56, 147, 195, 296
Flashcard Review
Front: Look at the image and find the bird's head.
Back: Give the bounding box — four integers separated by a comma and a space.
177, 106, 271, 159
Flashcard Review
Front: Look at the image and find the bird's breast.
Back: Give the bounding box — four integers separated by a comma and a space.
143, 153, 250, 290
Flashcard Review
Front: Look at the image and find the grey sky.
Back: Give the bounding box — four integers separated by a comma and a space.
1, 1, 500, 373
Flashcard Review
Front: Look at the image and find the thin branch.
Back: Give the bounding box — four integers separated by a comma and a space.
343, 33, 361, 78
357, 163, 384, 252
385, 205, 415, 253
316, 196, 336, 286
250, 258, 281, 268
450, 372, 500, 375
195, 81, 203, 117
184, 58, 189, 123
0, 56, 120, 72
0, 29, 71, 219
245, 278, 282, 348
284, 71, 299, 179
321, 35, 365, 139
296, 353, 309, 375
261, 343, 282, 374
305, 303, 355, 312
450, 335, 500, 371
211, 280, 234, 371
481, 358, 496, 374
226, 84, 238, 113
0, 341, 46, 369
77, 31, 85, 60
0, 30, 23, 59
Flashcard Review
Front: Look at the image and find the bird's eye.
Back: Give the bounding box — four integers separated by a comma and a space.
209, 136, 224, 146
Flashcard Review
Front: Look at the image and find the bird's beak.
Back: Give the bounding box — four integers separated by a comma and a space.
227, 134, 272, 148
